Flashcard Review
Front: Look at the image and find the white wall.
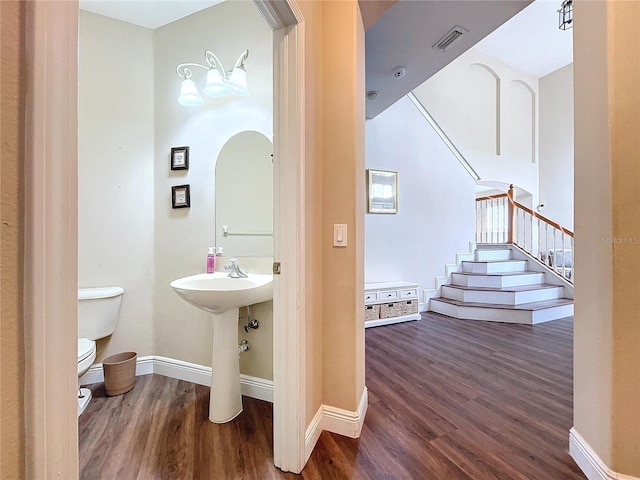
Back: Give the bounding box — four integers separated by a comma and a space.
365, 96, 476, 304
78, 11, 155, 361
152, 2, 274, 373
413, 49, 540, 201
539, 64, 574, 229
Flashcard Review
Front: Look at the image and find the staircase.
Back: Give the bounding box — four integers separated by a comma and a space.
429, 246, 573, 324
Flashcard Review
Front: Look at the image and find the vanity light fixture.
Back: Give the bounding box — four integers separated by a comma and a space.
177, 50, 249, 106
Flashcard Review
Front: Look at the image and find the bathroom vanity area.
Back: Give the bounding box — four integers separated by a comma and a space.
364, 281, 420, 328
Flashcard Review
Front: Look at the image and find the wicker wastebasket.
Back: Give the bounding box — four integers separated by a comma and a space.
102, 351, 137, 396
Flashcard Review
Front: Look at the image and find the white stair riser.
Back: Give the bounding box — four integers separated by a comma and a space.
462, 261, 527, 274
531, 304, 574, 324
440, 286, 564, 305
429, 299, 573, 325
451, 273, 545, 288
451, 272, 545, 288
474, 249, 512, 261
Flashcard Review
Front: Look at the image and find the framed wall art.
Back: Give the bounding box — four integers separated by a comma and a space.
170, 146, 189, 171
367, 169, 398, 214
171, 184, 191, 209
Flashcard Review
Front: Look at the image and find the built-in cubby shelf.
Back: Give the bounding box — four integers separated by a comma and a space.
364, 281, 421, 328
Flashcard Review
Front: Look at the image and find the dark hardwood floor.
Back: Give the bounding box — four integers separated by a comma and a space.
79, 312, 585, 479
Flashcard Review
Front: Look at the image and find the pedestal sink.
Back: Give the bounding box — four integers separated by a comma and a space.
170, 271, 273, 423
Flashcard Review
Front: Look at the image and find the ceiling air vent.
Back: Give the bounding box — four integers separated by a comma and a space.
432, 26, 468, 52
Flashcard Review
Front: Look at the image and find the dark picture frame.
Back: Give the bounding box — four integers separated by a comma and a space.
171, 184, 191, 209
170, 146, 189, 171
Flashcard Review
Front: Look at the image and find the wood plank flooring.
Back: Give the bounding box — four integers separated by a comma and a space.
79, 312, 585, 479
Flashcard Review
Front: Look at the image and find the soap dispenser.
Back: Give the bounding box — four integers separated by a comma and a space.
206, 247, 216, 274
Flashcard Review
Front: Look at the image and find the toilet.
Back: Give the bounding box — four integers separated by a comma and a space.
77, 286, 124, 416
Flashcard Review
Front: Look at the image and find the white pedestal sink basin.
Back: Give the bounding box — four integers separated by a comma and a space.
170, 271, 273, 423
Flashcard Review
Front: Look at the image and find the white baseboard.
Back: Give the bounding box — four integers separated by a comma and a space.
304, 405, 324, 463
323, 387, 368, 439
569, 428, 639, 480
79, 355, 273, 403
153, 355, 212, 387
239, 374, 274, 403
303, 387, 368, 463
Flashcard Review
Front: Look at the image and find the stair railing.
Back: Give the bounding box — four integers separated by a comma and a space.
476, 185, 574, 283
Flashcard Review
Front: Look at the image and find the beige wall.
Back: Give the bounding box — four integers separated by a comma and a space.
574, 0, 640, 476
607, 1, 640, 473
79, 4, 274, 378
298, 0, 367, 422
78, 11, 155, 361
321, 0, 366, 411
539, 64, 574, 229
153, 1, 274, 374
0, 2, 25, 477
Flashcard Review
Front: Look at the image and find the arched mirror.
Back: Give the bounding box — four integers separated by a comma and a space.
215, 131, 273, 256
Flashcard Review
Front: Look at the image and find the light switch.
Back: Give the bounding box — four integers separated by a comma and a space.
333, 224, 348, 247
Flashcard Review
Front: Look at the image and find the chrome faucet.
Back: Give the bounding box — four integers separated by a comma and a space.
224, 258, 248, 278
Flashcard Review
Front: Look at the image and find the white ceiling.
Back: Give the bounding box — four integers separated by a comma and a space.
473, 0, 573, 78
79, 0, 223, 29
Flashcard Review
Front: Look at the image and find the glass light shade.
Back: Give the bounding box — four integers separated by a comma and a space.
203, 68, 230, 97
227, 65, 249, 96
178, 79, 203, 106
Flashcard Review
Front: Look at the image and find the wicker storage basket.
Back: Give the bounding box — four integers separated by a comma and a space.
380, 302, 402, 319
400, 299, 418, 315
365, 304, 380, 321
102, 351, 137, 396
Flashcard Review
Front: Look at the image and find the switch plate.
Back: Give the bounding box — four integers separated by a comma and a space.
333, 224, 348, 247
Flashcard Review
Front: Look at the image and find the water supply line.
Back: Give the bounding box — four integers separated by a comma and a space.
243, 305, 260, 332
239, 339, 251, 353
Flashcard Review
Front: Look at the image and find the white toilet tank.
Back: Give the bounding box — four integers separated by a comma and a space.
78, 287, 124, 340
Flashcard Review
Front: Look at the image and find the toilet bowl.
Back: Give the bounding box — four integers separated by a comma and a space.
77, 286, 124, 416
77, 337, 97, 415
78, 337, 97, 377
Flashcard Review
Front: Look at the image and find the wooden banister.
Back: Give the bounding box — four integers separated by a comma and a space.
475, 184, 574, 283
475, 193, 508, 202
475, 186, 574, 238
512, 202, 574, 237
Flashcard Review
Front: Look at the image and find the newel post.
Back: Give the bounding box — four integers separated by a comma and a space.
507, 184, 515, 244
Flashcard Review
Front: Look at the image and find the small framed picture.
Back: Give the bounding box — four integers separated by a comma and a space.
367, 169, 398, 214
170, 146, 189, 171
171, 184, 191, 209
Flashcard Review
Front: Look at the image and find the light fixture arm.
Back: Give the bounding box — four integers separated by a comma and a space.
176, 63, 209, 80
205, 51, 227, 77
233, 50, 249, 69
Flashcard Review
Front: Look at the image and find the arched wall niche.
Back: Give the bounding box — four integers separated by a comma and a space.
506, 79, 536, 164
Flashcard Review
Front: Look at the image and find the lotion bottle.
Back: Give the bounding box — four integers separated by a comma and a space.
206, 247, 216, 274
